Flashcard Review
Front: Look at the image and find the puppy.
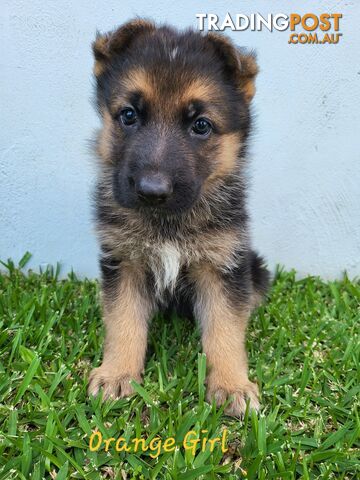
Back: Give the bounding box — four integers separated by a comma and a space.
88, 19, 269, 416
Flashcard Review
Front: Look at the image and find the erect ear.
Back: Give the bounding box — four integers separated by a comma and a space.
92, 19, 156, 76
207, 33, 258, 103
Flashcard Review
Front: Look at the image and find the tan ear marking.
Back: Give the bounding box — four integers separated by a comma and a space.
238, 50, 258, 103
207, 33, 258, 103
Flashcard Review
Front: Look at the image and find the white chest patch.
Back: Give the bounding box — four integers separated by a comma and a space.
169, 47, 179, 60
151, 242, 181, 297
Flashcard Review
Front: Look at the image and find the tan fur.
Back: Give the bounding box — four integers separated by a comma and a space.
180, 79, 218, 105
113, 68, 155, 108
238, 53, 258, 103
97, 110, 115, 164
206, 133, 242, 185
241, 80, 256, 104
88, 262, 155, 399
190, 263, 259, 415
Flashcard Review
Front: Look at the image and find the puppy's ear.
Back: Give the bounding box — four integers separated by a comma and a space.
207, 33, 258, 103
93, 19, 155, 76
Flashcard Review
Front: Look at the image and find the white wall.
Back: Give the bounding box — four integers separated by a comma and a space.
1, 1, 359, 278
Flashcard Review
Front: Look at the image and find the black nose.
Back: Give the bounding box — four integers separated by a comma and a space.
134, 174, 173, 205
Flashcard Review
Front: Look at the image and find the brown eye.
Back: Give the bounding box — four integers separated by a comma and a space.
119, 107, 137, 126
192, 117, 212, 136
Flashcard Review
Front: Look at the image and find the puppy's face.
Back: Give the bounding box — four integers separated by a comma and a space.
93, 21, 257, 213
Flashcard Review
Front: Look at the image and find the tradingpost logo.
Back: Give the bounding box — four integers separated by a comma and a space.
196, 13, 343, 45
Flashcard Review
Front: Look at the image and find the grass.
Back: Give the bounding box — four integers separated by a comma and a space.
0, 254, 359, 479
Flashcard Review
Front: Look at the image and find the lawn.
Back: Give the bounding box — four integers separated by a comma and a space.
0, 254, 359, 479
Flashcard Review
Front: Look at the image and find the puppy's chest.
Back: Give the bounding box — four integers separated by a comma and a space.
147, 242, 183, 296
115, 225, 243, 297
143, 234, 239, 298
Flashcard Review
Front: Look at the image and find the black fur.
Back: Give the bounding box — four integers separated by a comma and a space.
250, 251, 271, 298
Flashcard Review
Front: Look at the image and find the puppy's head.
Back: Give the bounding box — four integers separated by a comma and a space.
93, 19, 257, 213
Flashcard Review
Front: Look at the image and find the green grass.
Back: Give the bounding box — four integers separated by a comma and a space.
0, 254, 359, 479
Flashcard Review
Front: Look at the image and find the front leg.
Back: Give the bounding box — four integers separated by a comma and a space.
191, 263, 259, 416
88, 260, 155, 400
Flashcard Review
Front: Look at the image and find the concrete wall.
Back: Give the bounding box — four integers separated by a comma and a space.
1, 1, 359, 278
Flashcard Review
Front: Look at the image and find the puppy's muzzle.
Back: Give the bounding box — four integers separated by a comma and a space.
132, 173, 173, 206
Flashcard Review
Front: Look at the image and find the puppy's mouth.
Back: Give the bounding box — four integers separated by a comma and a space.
135, 192, 198, 215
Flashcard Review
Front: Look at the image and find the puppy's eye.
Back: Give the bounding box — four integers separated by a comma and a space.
192, 118, 212, 136
119, 107, 137, 126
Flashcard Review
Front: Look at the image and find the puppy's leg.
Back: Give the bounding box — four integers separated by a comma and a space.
191, 263, 259, 416
88, 261, 155, 400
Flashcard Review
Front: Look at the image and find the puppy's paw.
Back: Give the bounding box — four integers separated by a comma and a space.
206, 377, 260, 417
88, 365, 141, 400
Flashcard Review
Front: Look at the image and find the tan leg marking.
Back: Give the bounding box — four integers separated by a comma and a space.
88, 262, 155, 400
191, 264, 259, 416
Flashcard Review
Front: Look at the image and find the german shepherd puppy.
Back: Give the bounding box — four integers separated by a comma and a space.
88, 19, 269, 416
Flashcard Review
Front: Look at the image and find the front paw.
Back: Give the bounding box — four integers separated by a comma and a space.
88, 365, 141, 400
206, 375, 260, 417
